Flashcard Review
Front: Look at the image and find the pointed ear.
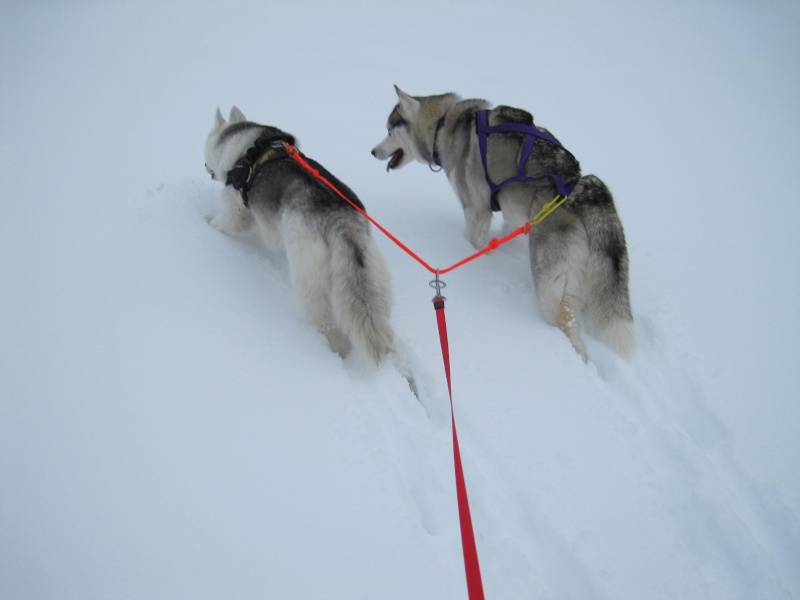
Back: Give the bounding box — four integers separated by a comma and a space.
214, 107, 226, 127
394, 85, 412, 102
394, 85, 420, 117
229, 106, 246, 123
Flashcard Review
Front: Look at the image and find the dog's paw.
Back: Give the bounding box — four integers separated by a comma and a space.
467, 229, 489, 250
209, 212, 232, 234
465, 217, 491, 249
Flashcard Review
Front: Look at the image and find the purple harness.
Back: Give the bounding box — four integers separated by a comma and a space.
476, 109, 576, 212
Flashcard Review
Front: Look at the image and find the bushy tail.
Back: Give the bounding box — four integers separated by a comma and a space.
571, 175, 637, 358
329, 217, 395, 367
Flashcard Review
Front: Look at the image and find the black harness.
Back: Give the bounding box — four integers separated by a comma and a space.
226, 132, 295, 207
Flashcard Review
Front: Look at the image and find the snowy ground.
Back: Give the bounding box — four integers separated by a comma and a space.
1, 1, 798, 598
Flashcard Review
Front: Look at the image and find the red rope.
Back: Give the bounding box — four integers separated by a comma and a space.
434, 296, 485, 600
286, 145, 528, 276
439, 223, 529, 275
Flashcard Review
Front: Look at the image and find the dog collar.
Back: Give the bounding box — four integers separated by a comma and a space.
226, 132, 295, 207
429, 116, 446, 172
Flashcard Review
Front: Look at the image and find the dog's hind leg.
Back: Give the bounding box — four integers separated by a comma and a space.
556, 296, 588, 362
530, 209, 590, 361
283, 215, 352, 359
536, 282, 588, 362
327, 218, 394, 368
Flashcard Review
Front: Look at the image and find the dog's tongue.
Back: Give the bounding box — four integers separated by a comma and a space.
386, 149, 403, 172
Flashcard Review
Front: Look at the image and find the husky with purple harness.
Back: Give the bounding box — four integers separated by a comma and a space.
372, 87, 635, 361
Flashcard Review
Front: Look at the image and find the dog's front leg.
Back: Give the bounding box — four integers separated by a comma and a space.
452, 173, 493, 249
210, 188, 254, 236
464, 204, 492, 249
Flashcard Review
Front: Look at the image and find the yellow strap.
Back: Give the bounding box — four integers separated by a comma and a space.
531, 195, 568, 225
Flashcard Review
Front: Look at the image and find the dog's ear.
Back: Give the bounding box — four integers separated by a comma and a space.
394, 85, 420, 118
229, 106, 246, 123
214, 107, 226, 127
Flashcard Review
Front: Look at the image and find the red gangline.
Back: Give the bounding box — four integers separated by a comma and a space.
286, 146, 529, 276
434, 296, 485, 600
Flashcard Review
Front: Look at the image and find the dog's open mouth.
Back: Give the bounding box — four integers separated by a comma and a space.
386, 149, 404, 172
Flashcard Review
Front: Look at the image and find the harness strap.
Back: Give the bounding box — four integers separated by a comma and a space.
476, 109, 575, 211
225, 132, 295, 207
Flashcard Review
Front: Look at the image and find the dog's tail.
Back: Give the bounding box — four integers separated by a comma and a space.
571, 175, 637, 358
329, 216, 395, 367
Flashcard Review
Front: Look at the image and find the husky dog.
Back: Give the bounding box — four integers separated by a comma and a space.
205, 107, 395, 367
372, 87, 635, 361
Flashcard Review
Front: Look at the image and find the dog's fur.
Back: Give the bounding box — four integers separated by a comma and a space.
206, 107, 394, 367
372, 87, 635, 360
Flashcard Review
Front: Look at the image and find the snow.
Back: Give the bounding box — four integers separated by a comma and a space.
1, 0, 799, 598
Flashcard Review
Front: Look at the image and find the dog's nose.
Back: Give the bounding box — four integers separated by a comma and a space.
371, 149, 377, 157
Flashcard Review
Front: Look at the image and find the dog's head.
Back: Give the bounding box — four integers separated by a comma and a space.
204, 106, 248, 181
371, 86, 458, 172
371, 86, 422, 172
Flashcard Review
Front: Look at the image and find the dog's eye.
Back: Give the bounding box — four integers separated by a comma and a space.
388, 123, 404, 137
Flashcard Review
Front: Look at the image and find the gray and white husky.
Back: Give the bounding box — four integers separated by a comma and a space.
205, 107, 395, 367
372, 87, 635, 361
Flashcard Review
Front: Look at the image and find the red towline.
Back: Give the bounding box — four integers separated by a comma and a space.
286, 145, 529, 277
